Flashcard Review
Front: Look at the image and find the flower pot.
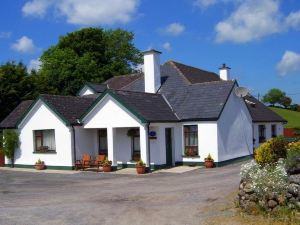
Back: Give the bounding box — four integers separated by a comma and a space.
103, 165, 112, 172
136, 166, 146, 174
204, 160, 214, 168
35, 163, 45, 170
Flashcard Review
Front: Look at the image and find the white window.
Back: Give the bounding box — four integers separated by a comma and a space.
34, 130, 56, 152
184, 125, 198, 156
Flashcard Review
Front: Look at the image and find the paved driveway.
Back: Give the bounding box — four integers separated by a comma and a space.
0, 163, 243, 225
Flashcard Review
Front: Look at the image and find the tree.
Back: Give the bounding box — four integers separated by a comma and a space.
0, 62, 38, 122
3, 129, 19, 167
39, 27, 142, 95
262, 88, 286, 106
279, 96, 292, 109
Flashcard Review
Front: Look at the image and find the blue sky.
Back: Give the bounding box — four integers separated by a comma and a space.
1, 0, 300, 102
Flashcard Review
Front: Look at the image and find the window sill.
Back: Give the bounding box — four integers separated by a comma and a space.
33, 151, 57, 154
182, 155, 200, 158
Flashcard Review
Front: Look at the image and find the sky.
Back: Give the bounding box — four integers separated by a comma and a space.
1, 0, 300, 102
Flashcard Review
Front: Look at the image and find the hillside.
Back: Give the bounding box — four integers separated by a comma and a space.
270, 107, 300, 129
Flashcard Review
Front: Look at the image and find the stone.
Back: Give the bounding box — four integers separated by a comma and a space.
286, 193, 293, 199
244, 183, 254, 194
249, 194, 258, 202
289, 175, 300, 184
267, 192, 277, 200
268, 199, 278, 208
288, 203, 295, 209
295, 201, 300, 209
277, 194, 287, 206
288, 183, 299, 196
244, 194, 250, 200
238, 189, 245, 197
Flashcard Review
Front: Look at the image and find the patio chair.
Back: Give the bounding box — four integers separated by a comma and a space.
92, 155, 106, 172
75, 154, 92, 171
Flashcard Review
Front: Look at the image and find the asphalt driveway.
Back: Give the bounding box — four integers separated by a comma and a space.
0, 163, 243, 225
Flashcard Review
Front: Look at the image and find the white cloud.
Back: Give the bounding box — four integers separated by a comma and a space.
0, 32, 11, 39
276, 51, 300, 76
286, 11, 300, 30
163, 23, 185, 36
11, 36, 38, 54
22, 0, 140, 25
162, 42, 172, 51
22, 0, 52, 17
215, 0, 283, 43
28, 58, 42, 72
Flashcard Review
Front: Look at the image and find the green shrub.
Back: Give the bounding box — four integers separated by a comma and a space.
255, 136, 287, 166
2, 129, 19, 167
285, 141, 300, 173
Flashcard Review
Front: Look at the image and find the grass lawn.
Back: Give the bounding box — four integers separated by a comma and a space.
270, 107, 300, 129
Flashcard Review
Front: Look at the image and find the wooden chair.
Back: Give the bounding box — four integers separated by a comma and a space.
92, 155, 106, 172
75, 154, 92, 171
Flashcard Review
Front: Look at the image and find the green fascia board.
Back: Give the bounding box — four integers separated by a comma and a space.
16, 95, 71, 128
80, 89, 147, 124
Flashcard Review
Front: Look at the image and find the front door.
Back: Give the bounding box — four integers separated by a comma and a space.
165, 128, 173, 167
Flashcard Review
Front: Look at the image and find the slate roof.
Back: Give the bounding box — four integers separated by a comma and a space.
87, 83, 107, 93
1, 60, 286, 126
105, 73, 142, 90
244, 95, 286, 123
110, 90, 178, 122
40, 95, 96, 125
168, 61, 221, 84
0, 100, 34, 128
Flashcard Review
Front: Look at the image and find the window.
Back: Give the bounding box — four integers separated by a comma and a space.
271, 124, 277, 138
98, 129, 108, 155
184, 125, 198, 156
258, 125, 266, 143
34, 130, 56, 153
130, 129, 140, 161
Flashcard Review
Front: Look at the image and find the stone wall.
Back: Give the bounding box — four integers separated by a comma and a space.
238, 174, 300, 212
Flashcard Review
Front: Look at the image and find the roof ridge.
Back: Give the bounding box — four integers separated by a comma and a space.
113, 89, 162, 96
188, 79, 236, 86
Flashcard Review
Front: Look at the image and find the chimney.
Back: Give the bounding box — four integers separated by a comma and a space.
143, 49, 162, 93
219, 63, 231, 81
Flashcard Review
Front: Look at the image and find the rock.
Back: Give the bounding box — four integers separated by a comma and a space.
288, 183, 299, 196
268, 200, 278, 208
268, 192, 277, 200
277, 194, 287, 206
288, 203, 295, 209
295, 201, 300, 209
286, 193, 293, 199
289, 175, 300, 184
249, 194, 258, 202
244, 183, 254, 194
238, 189, 245, 197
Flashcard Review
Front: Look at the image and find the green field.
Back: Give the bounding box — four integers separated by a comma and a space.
270, 107, 300, 129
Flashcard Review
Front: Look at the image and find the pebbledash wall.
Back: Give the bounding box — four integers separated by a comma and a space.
10, 100, 74, 169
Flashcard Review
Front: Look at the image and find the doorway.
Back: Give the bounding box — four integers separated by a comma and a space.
165, 128, 173, 167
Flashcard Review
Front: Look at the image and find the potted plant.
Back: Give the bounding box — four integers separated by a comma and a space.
35, 159, 45, 170
136, 160, 146, 174
102, 157, 112, 172
204, 153, 214, 168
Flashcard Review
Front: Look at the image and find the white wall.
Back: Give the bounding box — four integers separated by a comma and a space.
74, 127, 98, 159
115, 128, 132, 163
253, 122, 284, 148
78, 86, 95, 96
83, 95, 142, 129
217, 89, 253, 162
15, 100, 73, 167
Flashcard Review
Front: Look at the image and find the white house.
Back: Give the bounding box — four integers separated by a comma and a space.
0, 49, 286, 170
